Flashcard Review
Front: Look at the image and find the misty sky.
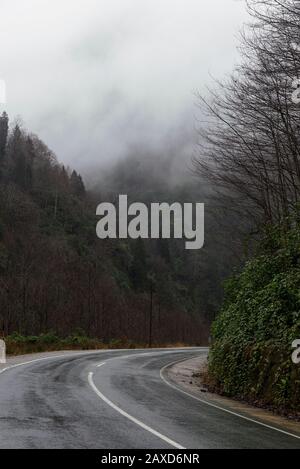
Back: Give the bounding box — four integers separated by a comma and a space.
0, 0, 248, 175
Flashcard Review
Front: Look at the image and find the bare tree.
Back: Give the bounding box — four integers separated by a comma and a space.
194, 0, 300, 229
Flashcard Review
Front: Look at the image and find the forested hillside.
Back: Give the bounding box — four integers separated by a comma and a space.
95, 152, 241, 322
0, 113, 215, 347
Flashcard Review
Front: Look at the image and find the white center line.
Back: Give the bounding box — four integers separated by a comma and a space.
88, 371, 185, 449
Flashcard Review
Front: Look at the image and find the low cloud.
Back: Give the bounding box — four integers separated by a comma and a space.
0, 0, 248, 176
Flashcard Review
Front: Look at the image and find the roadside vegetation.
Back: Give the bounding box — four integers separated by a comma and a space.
5, 331, 107, 355
207, 223, 300, 416
4, 330, 189, 355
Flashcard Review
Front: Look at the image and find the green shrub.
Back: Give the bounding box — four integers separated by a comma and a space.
209, 223, 300, 414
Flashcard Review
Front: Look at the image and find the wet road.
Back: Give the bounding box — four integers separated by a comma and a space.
0, 348, 299, 449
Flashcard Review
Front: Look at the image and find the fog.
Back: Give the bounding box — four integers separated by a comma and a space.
0, 0, 248, 177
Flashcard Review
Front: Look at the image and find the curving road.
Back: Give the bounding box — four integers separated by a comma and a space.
0, 348, 299, 449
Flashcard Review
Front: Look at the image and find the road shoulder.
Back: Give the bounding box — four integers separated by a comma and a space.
164, 355, 300, 438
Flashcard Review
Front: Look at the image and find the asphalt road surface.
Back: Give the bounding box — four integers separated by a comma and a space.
0, 348, 299, 449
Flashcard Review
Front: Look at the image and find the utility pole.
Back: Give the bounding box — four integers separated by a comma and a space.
149, 277, 153, 348
54, 190, 58, 219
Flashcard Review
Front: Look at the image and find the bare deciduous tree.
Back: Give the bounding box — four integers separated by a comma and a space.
194, 0, 300, 229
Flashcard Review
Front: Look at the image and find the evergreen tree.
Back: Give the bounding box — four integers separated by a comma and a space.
0, 112, 9, 168
70, 170, 86, 197
8, 125, 32, 190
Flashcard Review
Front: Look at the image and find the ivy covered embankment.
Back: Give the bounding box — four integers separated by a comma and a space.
208, 225, 300, 417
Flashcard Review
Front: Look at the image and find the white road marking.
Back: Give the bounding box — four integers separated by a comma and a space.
88, 371, 185, 449
0, 350, 116, 376
0, 354, 80, 374
0, 348, 202, 376
107, 350, 199, 363
93, 349, 206, 369
160, 357, 300, 441
0, 349, 174, 375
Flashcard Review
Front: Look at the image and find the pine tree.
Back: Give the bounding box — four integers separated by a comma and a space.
70, 170, 86, 197
9, 125, 32, 190
0, 112, 9, 168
